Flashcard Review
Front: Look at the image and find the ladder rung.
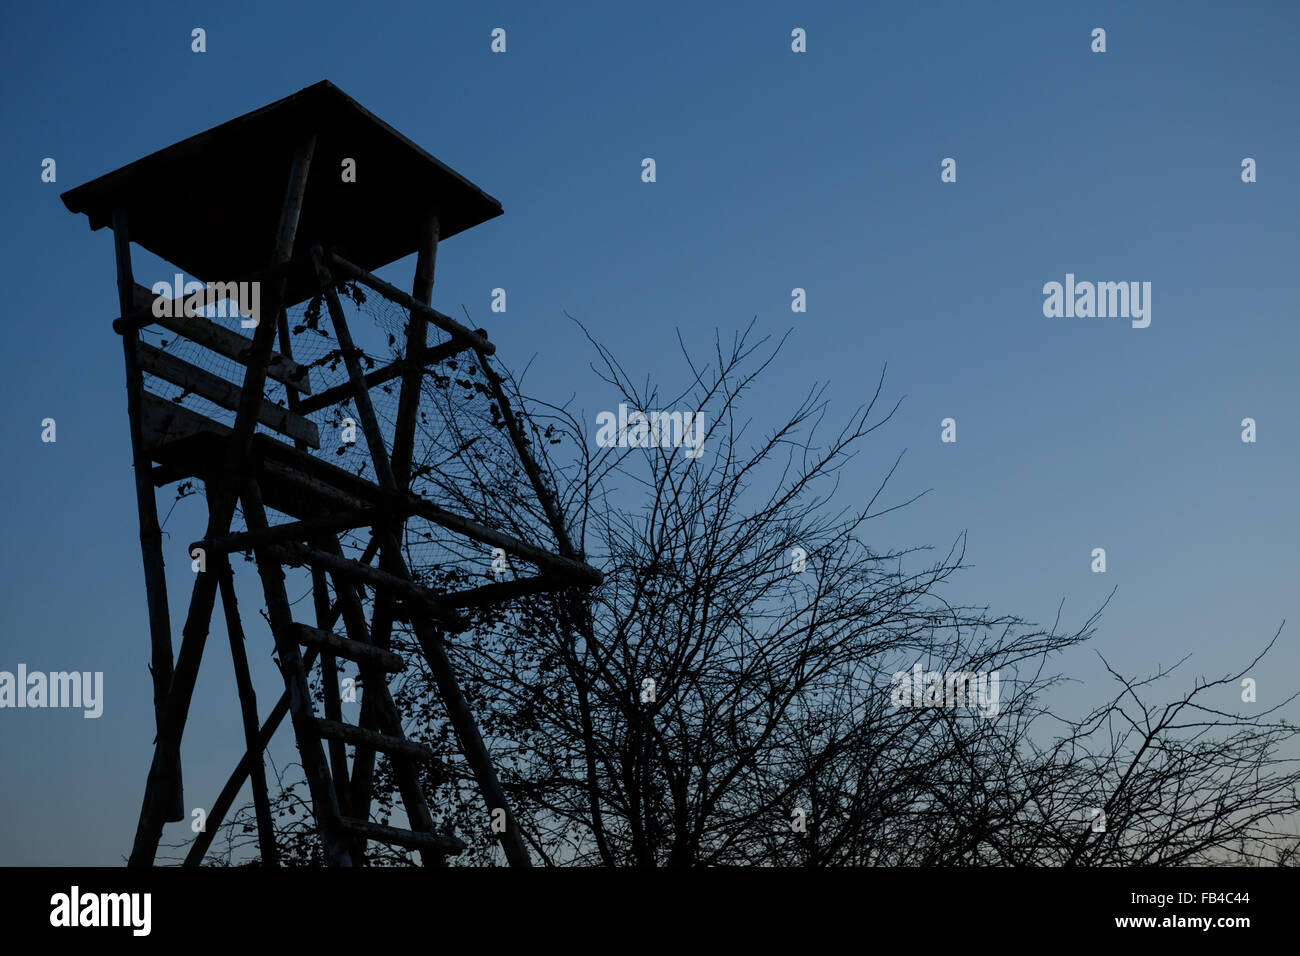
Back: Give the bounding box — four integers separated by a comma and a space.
315, 718, 433, 762
337, 817, 464, 855
267, 544, 468, 630
294, 624, 405, 672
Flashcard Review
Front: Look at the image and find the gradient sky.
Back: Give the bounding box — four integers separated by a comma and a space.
1, 1, 1297, 864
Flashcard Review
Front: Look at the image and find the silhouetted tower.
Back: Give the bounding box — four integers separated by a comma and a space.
62, 81, 600, 867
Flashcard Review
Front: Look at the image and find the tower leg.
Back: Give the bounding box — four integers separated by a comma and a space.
113, 210, 184, 825
218, 562, 279, 866
127, 542, 222, 866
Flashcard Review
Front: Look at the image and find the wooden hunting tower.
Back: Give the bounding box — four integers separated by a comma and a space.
62, 80, 600, 867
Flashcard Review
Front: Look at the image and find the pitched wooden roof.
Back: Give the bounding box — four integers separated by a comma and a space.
62, 80, 502, 307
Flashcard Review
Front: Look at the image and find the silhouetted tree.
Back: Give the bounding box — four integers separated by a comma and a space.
209, 322, 1300, 867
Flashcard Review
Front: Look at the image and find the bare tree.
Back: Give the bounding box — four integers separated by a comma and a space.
211, 321, 1300, 867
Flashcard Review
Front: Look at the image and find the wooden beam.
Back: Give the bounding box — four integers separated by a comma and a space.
475, 345, 584, 563
217, 563, 278, 866
182, 646, 317, 867
293, 358, 413, 416
128, 522, 221, 867
266, 543, 466, 630
131, 281, 242, 320
126, 263, 288, 323
258, 457, 370, 513
292, 335, 469, 416
294, 623, 405, 672
392, 215, 439, 491
114, 211, 184, 828
398, 568, 534, 868
315, 718, 435, 762
125, 283, 312, 394
256, 432, 602, 584
405, 499, 602, 586
443, 574, 565, 609
327, 251, 494, 355
337, 818, 464, 855
344, 217, 437, 861
190, 509, 378, 556
150, 459, 205, 487
312, 250, 401, 493
139, 391, 232, 456
135, 342, 320, 448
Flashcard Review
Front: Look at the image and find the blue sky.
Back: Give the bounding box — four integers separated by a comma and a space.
1, 1, 1297, 864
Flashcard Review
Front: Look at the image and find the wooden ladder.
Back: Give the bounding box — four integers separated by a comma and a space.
232, 486, 465, 866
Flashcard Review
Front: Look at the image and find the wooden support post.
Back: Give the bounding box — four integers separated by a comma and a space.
217, 561, 278, 866
181, 651, 318, 866
276, 306, 302, 414
391, 214, 439, 491
225, 136, 316, 468
128, 557, 220, 866
474, 346, 582, 561
311, 249, 399, 491
402, 586, 533, 867
129, 136, 316, 868
273, 282, 352, 836
113, 211, 183, 825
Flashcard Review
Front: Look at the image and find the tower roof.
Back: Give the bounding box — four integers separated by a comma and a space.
62, 80, 502, 306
